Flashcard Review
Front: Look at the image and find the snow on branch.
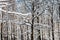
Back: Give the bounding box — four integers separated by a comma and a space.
0, 8, 31, 16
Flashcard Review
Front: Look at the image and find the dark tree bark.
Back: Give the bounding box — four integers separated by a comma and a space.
27, 25, 29, 40
51, 9, 54, 40
48, 17, 50, 40
6, 21, 8, 40
58, 4, 60, 40
42, 30, 43, 40
31, 2, 34, 40
1, 23, 3, 40
59, 4, 60, 18
1, 7, 3, 40
48, 28, 50, 40
37, 12, 41, 40
51, 2, 54, 40
20, 25, 24, 40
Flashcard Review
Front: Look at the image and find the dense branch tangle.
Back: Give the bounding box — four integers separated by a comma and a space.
0, 0, 60, 40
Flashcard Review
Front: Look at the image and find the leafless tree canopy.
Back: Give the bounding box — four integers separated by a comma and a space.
0, 0, 60, 40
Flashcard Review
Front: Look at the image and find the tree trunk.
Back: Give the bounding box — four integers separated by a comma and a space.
1, 23, 3, 40
31, 2, 34, 40
37, 12, 41, 40
20, 25, 24, 40
51, 2, 54, 40
27, 25, 29, 40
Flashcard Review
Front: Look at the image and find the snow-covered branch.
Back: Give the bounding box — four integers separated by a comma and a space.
0, 8, 31, 16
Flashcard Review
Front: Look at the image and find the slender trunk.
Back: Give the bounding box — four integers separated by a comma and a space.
1, 23, 3, 40
48, 18, 50, 40
48, 29, 50, 40
1, 8, 3, 40
51, 18, 54, 40
31, 2, 34, 40
13, 24, 15, 40
14, 34, 15, 40
27, 25, 29, 40
20, 25, 24, 40
51, 2, 54, 40
11, 23, 12, 40
6, 21, 8, 40
58, 22, 60, 40
31, 17, 34, 40
42, 30, 43, 40
58, 3, 60, 40
37, 12, 41, 40
6, 6, 8, 40
14, 27, 15, 40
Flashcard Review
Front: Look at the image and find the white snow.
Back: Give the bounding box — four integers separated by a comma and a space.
0, 9, 31, 16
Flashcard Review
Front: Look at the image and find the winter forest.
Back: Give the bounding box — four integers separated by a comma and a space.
0, 0, 60, 40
